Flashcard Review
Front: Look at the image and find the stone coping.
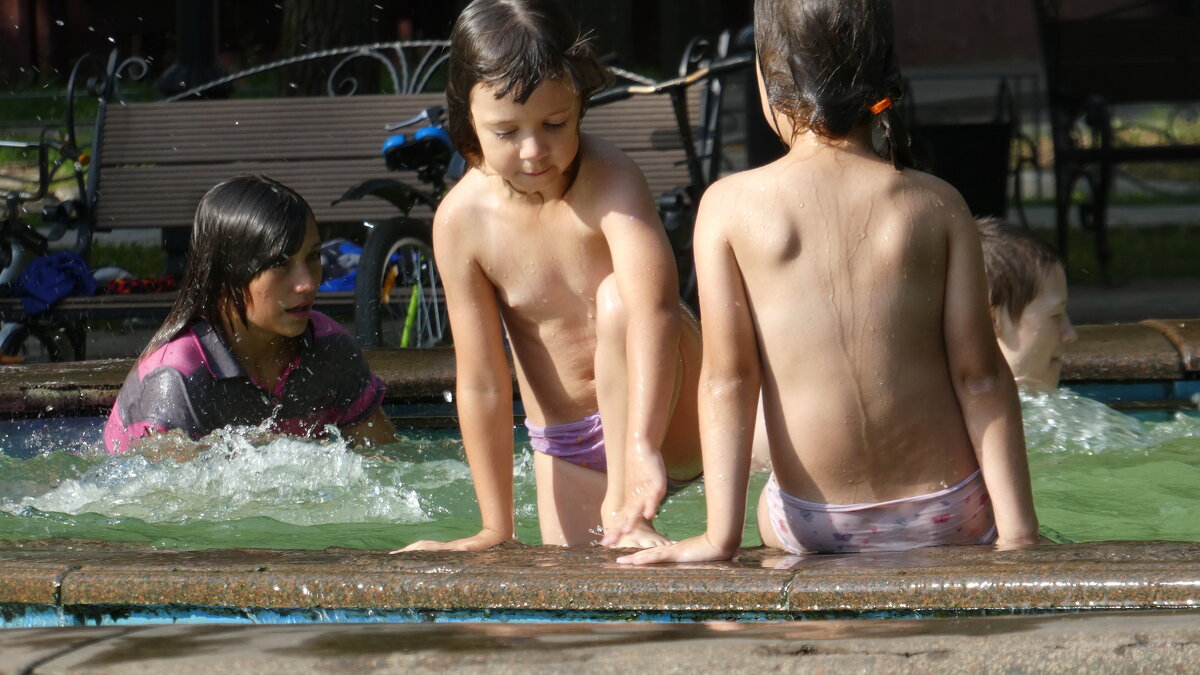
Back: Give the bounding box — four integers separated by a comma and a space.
0, 319, 1197, 418
2, 540, 1199, 617
4, 611, 1200, 672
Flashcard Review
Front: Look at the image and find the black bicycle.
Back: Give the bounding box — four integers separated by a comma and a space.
0, 127, 92, 362
335, 106, 460, 350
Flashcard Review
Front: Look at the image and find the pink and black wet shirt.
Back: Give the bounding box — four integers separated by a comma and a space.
104, 311, 385, 454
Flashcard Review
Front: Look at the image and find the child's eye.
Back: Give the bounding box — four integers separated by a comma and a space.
494, 129, 515, 139
545, 121, 567, 131
268, 255, 289, 269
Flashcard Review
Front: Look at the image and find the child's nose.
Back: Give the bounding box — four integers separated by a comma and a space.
1061, 316, 1078, 344
294, 266, 319, 292
519, 133, 546, 160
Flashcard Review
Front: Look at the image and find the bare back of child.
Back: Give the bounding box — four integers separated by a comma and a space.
621, 0, 1038, 564
398, 0, 701, 552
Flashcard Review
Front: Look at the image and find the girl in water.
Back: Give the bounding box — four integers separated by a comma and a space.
105, 174, 395, 455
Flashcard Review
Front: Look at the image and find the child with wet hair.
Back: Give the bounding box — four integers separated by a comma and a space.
396, 0, 703, 551
977, 217, 1078, 391
622, 0, 1038, 563
104, 174, 395, 456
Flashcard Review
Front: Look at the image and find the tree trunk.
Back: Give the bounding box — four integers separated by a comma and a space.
277, 0, 378, 96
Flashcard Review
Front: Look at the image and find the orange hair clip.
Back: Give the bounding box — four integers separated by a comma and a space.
869, 97, 893, 115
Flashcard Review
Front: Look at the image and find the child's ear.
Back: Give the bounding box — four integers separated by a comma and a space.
993, 306, 1019, 348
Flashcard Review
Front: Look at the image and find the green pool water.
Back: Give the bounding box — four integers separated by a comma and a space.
1023, 388, 1200, 543
0, 389, 1197, 550
0, 422, 754, 550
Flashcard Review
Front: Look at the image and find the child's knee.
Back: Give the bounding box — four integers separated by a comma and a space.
595, 274, 628, 335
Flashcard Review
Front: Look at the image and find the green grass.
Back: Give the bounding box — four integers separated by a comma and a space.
89, 242, 166, 280
1034, 225, 1200, 284
79, 224, 1200, 288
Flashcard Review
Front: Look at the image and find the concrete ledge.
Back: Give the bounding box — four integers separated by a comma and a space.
7, 607, 1200, 667
2, 540, 1199, 617
1062, 323, 1186, 382
3, 611, 1200, 672
0, 347, 462, 418
2, 321, 1199, 418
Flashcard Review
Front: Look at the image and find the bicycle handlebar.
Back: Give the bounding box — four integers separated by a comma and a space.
386, 106, 446, 132
589, 52, 753, 106
0, 132, 90, 204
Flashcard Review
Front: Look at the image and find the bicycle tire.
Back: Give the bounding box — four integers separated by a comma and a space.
2, 321, 82, 363
354, 217, 449, 349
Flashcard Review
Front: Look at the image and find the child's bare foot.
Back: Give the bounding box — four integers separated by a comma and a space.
603, 517, 672, 549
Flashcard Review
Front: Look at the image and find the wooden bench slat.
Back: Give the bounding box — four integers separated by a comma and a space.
98, 92, 699, 165
93, 151, 691, 229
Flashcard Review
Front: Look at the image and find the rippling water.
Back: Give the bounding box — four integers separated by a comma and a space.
1022, 388, 1200, 543
1, 390, 1197, 550
0, 422, 741, 549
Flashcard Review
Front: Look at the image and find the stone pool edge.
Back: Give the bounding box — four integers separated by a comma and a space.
2, 540, 1199, 618
2, 319, 1199, 417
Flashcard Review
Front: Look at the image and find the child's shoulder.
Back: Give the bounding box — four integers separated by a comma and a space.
694, 163, 779, 221
577, 133, 647, 188
891, 166, 975, 229
437, 169, 490, 222
137, 325, 207, 379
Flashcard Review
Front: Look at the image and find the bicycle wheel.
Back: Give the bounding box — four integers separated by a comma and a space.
0, 320, 83, 363
354, 217, 449, 349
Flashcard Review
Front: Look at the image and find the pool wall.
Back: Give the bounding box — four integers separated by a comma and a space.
1, 320, 1198, 419
1, 320, 1199, 625
3, 540, 1200, 627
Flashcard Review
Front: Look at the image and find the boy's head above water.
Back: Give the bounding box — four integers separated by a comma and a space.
753, 0, 911, 168
446, 0, 609, 170
977, 217, 1078, 390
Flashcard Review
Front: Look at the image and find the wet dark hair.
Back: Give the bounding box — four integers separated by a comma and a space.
754, 0, 913, 169
977, 217, 1063, 323
139, 174, 314, 361
446, 0, 611, 167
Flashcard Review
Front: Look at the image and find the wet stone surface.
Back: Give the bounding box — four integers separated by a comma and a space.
1061, 323, 1184, 381
2, 321, 1199, 417
1, 540, 1199, 616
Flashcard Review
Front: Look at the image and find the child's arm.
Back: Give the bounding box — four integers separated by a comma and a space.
618, 182, 761, 564
396, 199, 516, 553
344, 408, 397, 449
941, 196, 1040, 548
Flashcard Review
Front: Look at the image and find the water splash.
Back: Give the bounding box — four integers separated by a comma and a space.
7, 433, 426, 526
1022, 387, 1200, 543
1021, 387, 1150, 455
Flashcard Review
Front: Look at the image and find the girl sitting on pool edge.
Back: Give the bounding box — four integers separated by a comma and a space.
104, 174, 396, 457
621, 0, 1039, 564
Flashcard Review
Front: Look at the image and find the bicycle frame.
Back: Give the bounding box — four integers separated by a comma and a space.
0, 127, 94, 361
335, 107, 456, 349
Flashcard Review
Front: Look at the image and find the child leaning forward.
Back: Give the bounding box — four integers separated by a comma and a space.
398, 0, 703, 551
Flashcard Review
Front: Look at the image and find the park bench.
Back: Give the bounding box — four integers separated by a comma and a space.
0, 43, 702, 359
1033, 0, 1200, 279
